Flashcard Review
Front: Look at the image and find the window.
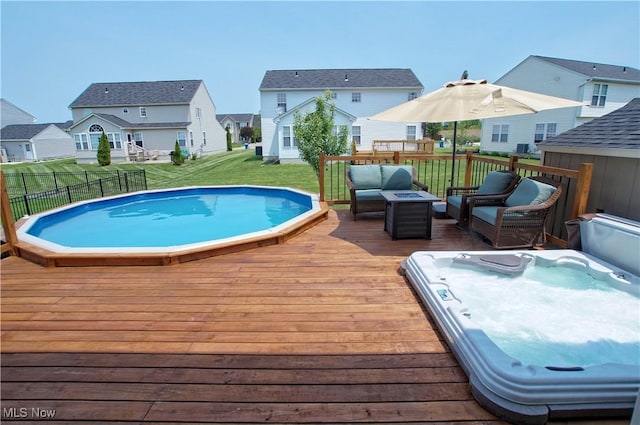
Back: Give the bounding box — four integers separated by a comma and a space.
73, 134, 89, 150
491, 124, 509, 143
106, 133, 122, 149
24, 143, 31, 152
88, 124, 104, 150
177, 131, 187, 147
283, 126, 291, 148
408, 92, 418, 101
352, 126, 361, 145
351, 92, 361, 103
406, 125, 416, 140
123, 108, 129, 114
134, 132, 143, 148
277, 93, 287, 113
189, 131, 194, 147
195, 107, 201, 118
534, 123, 557, 142
591, 83, 608, 107
202, 131, 207, 146
139, 107, 147, 117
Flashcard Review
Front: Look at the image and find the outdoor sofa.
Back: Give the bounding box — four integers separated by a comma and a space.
345, 164, 428, 220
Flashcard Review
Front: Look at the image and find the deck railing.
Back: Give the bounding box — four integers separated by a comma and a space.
319, 151, 593, 246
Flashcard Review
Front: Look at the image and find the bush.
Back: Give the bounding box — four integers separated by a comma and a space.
97, 132, 111, 166
172, 141, 184, 165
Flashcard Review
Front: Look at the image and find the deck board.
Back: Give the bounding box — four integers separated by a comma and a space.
0, 210, 629, 423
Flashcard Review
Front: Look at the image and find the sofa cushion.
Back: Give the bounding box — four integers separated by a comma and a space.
354, 189, 385, 201
472, 206, 500, 225
477, 171, 516, 195
381, 165, 413, 190
349, 165, 382, 190
505, 178, 556, 207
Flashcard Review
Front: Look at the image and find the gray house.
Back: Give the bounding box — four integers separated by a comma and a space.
216, 113, 258, 143
0, 99, 36, 127
0, 122, 75, 163
68, 80, 227, 164
538, 98, 640, 221
481, 56, 640, 155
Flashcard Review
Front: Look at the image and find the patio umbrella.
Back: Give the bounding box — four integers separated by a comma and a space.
371, 75, 584, 184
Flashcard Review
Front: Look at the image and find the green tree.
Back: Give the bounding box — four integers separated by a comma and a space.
97, 131, 111, 166
172, 141, 184, 165
252, 127, 262, 143
293, 91, 349, 177
422, 122, 442, 139
225, 126, 232, 151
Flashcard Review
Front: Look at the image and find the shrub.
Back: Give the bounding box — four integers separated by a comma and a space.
97, 132, 111, 166
172, 141, 184, 165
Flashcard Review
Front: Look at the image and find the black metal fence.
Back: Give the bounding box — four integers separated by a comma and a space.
5, 170, 147, 221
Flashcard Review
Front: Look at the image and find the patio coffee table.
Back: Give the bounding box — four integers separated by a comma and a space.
381, 190, 441, 240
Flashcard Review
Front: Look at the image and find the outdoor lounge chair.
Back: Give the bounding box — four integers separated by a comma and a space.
469, 175, 563, 249
345, 164, 428, 220
446, 170, 520, 227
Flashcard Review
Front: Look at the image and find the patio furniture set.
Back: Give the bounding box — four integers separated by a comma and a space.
346, 165, 562, 249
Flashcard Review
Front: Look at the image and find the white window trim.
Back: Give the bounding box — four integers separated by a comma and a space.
177, 131, 187, 147
139, 107, 147, 118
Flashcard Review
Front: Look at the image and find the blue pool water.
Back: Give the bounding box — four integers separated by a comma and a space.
24, 186, 313, 248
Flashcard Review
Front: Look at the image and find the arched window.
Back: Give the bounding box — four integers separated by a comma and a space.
88, 124, 105, 149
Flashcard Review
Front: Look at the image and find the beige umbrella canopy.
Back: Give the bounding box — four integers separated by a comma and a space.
371, 77, 584, 183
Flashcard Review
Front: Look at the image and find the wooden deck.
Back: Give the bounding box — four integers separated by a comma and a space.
0, 210, 629, 424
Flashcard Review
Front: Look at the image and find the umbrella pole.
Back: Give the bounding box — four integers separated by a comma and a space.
450, 121, 458, 186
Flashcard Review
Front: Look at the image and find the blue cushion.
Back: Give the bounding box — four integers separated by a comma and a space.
472, 206, 500, 225
477, 171, 516, 195
381, 165, 413, 190
349, 165, 382, 190
505, 178, 555, 207
354, 189, 385, 201
447, 195, 463, 208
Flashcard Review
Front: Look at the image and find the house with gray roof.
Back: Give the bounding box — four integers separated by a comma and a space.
259, 68, 423, 163
537, 98, 640, 221
68, 80, 227, 164
0, 122, 75, 163
480, 55, 640, 156
216, 113, 259, 144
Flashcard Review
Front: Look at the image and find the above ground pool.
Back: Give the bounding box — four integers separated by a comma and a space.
403, 247, 640, 424
16, 186, 328, 266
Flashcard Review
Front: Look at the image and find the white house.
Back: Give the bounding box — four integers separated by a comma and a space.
0, 122, 75, 162
480, 55, 640, 155
68, 80, 227, 164
0, 99, 36, 127
259, 68, 424, 163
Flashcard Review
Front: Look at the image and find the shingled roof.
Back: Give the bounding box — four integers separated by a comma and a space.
534, 56, 640, 82
538, 98, 640, 150
1, 123, 63, 140
259, 69, 423, 90
69, 80, 203, 108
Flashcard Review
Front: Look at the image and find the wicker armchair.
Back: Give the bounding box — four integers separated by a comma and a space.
446, 170, 520, 227
346, 164, 428, 220
469, 176, 563, 249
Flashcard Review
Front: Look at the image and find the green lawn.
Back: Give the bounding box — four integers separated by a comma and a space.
1, 149, 320, 193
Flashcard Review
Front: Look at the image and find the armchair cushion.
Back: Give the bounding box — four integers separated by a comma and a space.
381, 165, 414, 190
349, 165, 382, 190
505, 178, 556, 207
471, 206, 500, 225
477, 171, 519, 195
447, 195, 463, 209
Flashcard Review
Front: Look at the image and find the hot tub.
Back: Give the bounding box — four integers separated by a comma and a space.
402, 214, 640, 424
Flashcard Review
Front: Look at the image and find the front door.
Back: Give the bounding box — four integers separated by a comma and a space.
23, 143, 34, 160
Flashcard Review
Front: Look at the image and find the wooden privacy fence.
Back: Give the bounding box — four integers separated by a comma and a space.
319, 151, 593, 247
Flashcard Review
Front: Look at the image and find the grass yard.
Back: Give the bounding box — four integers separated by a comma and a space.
1, 149, 321, 194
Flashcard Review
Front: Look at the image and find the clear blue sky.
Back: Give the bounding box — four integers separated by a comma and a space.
1, 1, 639, 123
